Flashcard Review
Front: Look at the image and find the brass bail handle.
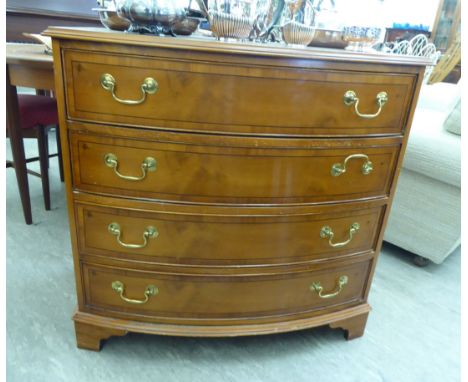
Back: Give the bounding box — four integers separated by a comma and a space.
331, 154, 373, 177
104, 153, 157, 181
111, 280, 158, 305
320, 223, 360, 248
108, 222, 159, 249
343, 90, 388, 119
310, 275, 349, 299
100, 73, 158, 105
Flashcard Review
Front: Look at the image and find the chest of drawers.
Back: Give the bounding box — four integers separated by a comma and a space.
45, 27, 428, 351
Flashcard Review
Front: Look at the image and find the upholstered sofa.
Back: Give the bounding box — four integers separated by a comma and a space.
384, 81, 461, 265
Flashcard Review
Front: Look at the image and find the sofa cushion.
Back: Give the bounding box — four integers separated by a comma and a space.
417, 82, 460, 115
444, 100, 461, 135
404, 107, 460, 187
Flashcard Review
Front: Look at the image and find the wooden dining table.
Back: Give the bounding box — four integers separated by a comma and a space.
6, 43, 55, 224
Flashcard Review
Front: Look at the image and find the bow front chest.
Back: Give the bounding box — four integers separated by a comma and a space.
45, 27, 428, 350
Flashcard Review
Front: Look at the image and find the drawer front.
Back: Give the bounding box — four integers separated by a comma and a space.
70, 131, 400, 204
82, 260, 371, 321
76, 200, 385, 265
63, 49, 415, 136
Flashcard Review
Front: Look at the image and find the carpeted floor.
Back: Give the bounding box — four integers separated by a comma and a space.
6, 133, 461, 382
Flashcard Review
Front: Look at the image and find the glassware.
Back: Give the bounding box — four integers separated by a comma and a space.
338, 0, 383, 52
342, 26, 381, 51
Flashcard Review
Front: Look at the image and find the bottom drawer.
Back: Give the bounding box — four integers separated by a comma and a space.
82, 260, 371, 324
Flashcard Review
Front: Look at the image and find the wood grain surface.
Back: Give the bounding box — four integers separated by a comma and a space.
81, 259, 371, 322
63, 49, 416, 136
44, 27, 427, 349
76, 199, 385, 266
70, 129, 401, 204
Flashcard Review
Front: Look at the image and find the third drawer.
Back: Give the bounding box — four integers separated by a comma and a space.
75, 196, 386, 266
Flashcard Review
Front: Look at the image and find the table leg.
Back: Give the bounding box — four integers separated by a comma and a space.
6, 65, 32, 225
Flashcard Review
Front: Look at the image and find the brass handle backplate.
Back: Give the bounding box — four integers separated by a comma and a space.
310, 275, 348, 299
343, 90, 388, 119
108, 222, 158, 249
320, 223, 360, 248
331, 154, 373, 177
104, 153, 157, 181
111, 280, 158, 304
100, 73, 158, 105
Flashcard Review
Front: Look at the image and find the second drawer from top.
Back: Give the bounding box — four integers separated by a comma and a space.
70, 129, 401, 205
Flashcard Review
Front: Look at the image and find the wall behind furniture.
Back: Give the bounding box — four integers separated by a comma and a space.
6, 0, 100, 42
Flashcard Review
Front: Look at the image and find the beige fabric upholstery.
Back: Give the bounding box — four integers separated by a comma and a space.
384, 82, 461, 264
444, 100, 461, 135
405, 109, 461, 187
385, 169, 461, 264
416, 82, 460, 113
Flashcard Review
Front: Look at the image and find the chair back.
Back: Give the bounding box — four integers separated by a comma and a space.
427, 32, 461, 84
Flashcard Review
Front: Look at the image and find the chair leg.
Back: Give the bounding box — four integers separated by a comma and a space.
55, 125, 64, 182
45, 127, 50, 169
7, 66, 32, 224
37, 126, 51, 211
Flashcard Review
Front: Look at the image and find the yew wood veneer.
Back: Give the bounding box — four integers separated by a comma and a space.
44, 27, 430, 351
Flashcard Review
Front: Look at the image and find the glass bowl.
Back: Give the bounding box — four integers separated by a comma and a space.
342, 26, 381, 52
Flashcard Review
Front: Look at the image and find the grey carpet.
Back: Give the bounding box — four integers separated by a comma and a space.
6, 133, 460, 382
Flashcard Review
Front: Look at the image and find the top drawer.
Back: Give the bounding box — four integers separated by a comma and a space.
62, 49, 416, 136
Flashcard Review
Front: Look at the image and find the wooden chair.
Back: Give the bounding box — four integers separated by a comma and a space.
6, 93, 64, 224
427, 32, 461, 84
